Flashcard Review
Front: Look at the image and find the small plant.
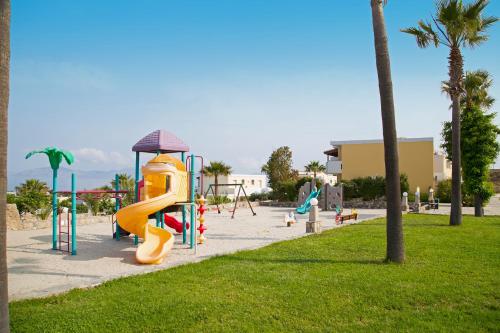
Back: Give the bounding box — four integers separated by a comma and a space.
208, 195, 232, 205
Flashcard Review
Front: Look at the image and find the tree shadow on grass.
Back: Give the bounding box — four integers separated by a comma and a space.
222, 256, 384, 266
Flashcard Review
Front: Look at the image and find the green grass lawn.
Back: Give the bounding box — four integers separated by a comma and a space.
10, 215, 500, 332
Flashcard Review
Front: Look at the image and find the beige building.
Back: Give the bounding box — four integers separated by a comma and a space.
297, 171, 337, 186
324, 137, 435, 192
433, 152, 452, 183
202, 174, 268, 199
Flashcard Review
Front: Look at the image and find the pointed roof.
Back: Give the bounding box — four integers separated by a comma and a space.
132, 130, 190, 153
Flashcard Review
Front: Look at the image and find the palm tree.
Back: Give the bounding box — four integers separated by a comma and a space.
442, 70, 498, 216
0, 0, 10, 330
371, 0, 404, 263
443, 70, 495, 110
15, 179, 49, 196
111, 173, 135, 206
304, 161, 326, 185
26, 147, 74, 249
402, 0, 498, 226
202, 161, 232, 196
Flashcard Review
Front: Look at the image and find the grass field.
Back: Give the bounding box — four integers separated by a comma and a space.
9, 214, 500, 332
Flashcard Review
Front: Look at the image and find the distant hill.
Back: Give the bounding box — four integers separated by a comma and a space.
8, 167, 135, 191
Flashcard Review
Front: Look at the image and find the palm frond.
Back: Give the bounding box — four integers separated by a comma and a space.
401, 27, 435, 48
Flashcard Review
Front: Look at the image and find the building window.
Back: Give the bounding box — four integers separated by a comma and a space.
251, 179, 255, 185
259, 180, 262, 187
242, 179, 245, 184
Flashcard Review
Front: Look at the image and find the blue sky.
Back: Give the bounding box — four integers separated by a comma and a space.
9, 0, 500, 175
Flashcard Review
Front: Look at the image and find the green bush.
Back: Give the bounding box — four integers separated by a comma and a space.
436, 179, 452, 203
249, 192, 272, 202
208, 195, 232, 205
343, 174, 411, 201
400, 174, 410, 194
7, 193, 17, 204
76, 204, 89, 214
436, 179, 478, 206
15, 191, 51, 215
342, 176, 385, 200
295, 177, 322, 193
272, 180, 298, 202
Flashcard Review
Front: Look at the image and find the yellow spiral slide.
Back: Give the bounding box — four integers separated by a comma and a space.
116, 154, 188, 264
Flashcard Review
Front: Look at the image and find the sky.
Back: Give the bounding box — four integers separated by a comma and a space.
8, 0, 500, 175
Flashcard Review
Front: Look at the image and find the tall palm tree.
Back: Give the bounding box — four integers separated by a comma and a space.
202, 161, 232, 196
304, 161, 326, 185
402, 0, 498, 226
0, 0, 10, 330
26, 147, 74, 249
442, 70, 498, 216
371, 0, 404, 263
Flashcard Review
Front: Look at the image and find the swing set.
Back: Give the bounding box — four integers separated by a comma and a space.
204, 184, 257, 219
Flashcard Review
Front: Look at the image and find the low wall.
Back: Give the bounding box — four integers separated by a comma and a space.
343, 198, 387, 209
258, 201, 297, 208
7, 204, 112, 231
257, 199, 388, 209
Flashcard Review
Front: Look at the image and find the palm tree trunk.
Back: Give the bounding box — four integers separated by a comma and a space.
474, 193, 483, 217
449, 46, 463, 226
371, 0, 404, 263
0, 0, 10, 330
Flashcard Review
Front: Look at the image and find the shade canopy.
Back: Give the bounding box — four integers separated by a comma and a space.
132, 130, 190, 154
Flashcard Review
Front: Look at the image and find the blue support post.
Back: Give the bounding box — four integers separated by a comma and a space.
71, 173, 77, 255
134, 151, 140, 245
161, 210, 165, 229
52, 169, 58, 250
115, 174, 120, 240
190, 154, 195, 248
181, 152, 187, 244
156, 212, 161, 227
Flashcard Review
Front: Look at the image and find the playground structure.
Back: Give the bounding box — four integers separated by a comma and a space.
335, 208, 358, 224
113, 129, 205, 264
204, 183, 257, 219
296, 181, 343, 214
25, 130, 206, 264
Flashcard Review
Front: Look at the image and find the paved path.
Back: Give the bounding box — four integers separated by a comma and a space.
423, 194, 500, 216
7, 206, 385, 301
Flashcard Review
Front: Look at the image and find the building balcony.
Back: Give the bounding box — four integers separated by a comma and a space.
326, 160, 342, 174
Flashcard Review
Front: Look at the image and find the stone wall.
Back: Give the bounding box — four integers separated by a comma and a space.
259, 198, 387, 209
7, 204, 112, 231
490, 169, 500, 193
343, 197, 387, 209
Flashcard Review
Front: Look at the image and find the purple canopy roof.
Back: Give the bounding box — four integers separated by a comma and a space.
132, 130, 190, 153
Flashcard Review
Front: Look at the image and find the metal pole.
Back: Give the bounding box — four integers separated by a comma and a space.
71, 173, 77, 255
134, 152, 140, 245
52, 169, 58, 250
190, 154, 195, 248
181, 152, 187, 244
115, 174, 120, 240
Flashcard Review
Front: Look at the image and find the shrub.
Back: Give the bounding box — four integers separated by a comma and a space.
343, 176, 385, 200
295, 177, 322, 193
272, 180, 298, 202
76, 204, 89, 214
208, 195, 232, 205
7, 193, 17, 204
400, 174, 410, 194
436, 180, 452, 203
249, 192, 272, 202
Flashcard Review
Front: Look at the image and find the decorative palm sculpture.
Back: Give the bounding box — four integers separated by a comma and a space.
26, 147, 74, 249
